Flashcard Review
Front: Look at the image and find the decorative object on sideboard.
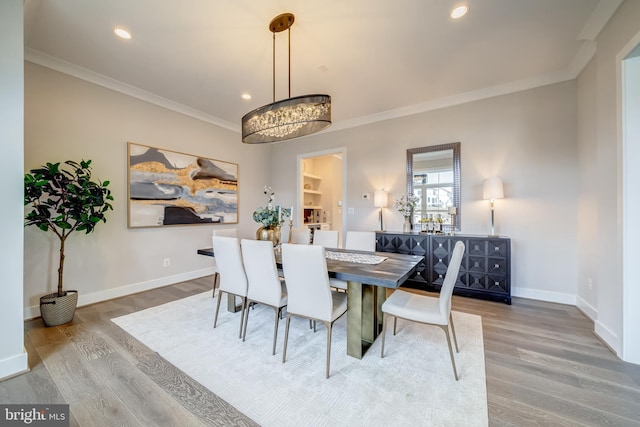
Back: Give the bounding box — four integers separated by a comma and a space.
241, 13, 331, 144
394, 193, 419, 233
24, 160, 114, 326
448, 206, 457, 235
253, 186, 290, 247
483, 176, 504, 236
374, 189, 388, 231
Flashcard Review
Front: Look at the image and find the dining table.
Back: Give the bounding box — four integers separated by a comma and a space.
197, 246, 423, 359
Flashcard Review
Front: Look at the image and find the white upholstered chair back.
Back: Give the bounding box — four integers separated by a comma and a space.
241, 239, 285, 307
439, 240, 465, 316
312, 230, 339, 248
345, 231, 376, 252
281, 244, 333, 322
211, 236, 247, 297
289, 228, 311, 244
212, 228, 238, 238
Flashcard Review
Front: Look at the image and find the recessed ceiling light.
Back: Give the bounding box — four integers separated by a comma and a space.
114, 28, 131, 39
242, 93, 252, 100
450, 4, 469, 19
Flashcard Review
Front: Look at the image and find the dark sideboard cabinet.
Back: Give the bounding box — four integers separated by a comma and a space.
376, 232, 511, 304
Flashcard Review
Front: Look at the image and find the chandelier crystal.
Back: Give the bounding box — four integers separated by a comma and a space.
241, 13, 331, 144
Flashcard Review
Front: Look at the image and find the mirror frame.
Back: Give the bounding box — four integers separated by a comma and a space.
406, 142, 461, 231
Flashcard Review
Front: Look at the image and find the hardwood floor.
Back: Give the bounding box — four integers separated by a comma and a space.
2, 277, 640, 426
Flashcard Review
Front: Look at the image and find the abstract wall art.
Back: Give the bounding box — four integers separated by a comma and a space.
128, 142, 238, 227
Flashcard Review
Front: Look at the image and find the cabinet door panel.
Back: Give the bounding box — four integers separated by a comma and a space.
488, 240, 509, 257
467, 256, 488, 274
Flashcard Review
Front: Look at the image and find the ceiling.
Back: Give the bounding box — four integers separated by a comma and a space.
23, 0, 620, 134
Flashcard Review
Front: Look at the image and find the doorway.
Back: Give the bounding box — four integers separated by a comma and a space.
297, 148, 346, 246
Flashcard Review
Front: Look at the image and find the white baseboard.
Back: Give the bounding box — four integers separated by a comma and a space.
595, 320, 620, 356
511, 287, 577, 305
24, 267, 216, 320
576, 295, 598, 321
0, 351, 29, 381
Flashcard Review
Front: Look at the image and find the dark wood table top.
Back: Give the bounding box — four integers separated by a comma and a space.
198, 247, 422, 289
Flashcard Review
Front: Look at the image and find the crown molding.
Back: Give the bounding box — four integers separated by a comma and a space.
24, 48, 240, 133
578, 0, 623, 41
26, 40, 594, 136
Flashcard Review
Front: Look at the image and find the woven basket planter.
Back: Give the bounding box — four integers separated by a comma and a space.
40, 290, 78, 327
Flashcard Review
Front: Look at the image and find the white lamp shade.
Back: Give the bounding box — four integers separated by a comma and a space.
483, 177, 504, 200
374, 189, 388, 208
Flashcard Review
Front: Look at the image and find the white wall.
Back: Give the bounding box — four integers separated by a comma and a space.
0, 0, 28, 380
271, 82, 580, 303
576, 0, 640, 356
24, 62, 271, 318
576, 57, 599, 319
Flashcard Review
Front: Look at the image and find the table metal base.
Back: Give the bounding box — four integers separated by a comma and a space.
346, 281, 387, 359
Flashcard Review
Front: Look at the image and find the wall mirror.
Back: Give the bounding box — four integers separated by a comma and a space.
406, 142, 461, 231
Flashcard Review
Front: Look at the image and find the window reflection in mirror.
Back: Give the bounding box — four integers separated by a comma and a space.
406, 143, 461, 231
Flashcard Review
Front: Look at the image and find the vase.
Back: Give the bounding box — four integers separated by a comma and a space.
402, 218, 411, 233
40, 290, 78, 326
256, 225, 281, 247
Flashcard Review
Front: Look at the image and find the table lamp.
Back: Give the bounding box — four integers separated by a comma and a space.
483, 177, 504, 236
374, 189, 388, 231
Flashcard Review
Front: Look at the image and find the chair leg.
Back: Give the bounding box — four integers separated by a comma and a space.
439, 325, 459, 381
272, 307, 280, 355
282, 314, 291, 363
449, 313, 459, 353
380, 313, 388, 358
242, 299, 251, 342
213, 290, 223, 329
239, 297, 247, 339
393, 316, 398, 335
313, 320, 317, 333
325, 321, 332, 379
212, 272, 220, 298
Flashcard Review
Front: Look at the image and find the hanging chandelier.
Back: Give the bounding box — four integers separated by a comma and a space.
241, 13, 331, 144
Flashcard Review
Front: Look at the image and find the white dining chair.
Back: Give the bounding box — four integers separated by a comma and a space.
240, 239, 288, 355
211, 228, 238, 297
380, 240, 466, 380
345, 231, 376, 252
289, 227, 311, 244
212, 235, 248, 338
312, 230, 339, 248
281, 243, 348, 379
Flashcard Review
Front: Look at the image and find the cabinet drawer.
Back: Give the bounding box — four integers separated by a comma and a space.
376, 234, 427, 255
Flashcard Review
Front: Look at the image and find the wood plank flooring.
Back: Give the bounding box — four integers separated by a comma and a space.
2, 276, 640, 426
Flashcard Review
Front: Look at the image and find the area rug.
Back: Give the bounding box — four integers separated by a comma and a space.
112, 292, 488, 426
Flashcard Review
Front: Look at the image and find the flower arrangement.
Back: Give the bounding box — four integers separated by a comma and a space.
393, 193, 420, 219
253, 186, 290, 228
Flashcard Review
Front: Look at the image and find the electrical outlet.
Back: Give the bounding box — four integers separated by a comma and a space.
163, 258, 171, 267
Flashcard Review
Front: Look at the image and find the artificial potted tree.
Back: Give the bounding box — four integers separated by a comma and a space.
24, 160, 113, 326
